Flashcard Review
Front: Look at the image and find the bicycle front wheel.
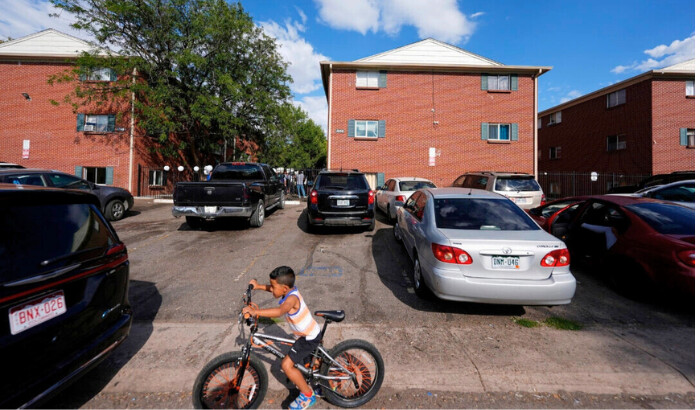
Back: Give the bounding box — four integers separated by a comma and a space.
320, 339, 385, 408
192, 352, 268, 409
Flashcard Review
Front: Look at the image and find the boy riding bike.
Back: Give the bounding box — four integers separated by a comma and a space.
241, 266, 320, 410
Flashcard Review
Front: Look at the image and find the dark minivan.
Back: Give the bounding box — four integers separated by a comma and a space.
307, 170, 375, 231
0, 184, 132, 408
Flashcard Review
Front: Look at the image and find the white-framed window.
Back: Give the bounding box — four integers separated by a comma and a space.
84, 167, 107, 184
686, 81, 694, 97
356, 71, 379, 88
488, 123, 511, 141
538, 118, 542, 129
355, 120, 379, 138
487, 74, 511, 90
88, 68, 113, 81
149, 169, 165, 186
549, 146, 562, 159
607, 135, 626, 151
548, 111, 562, 125
606, 89, 626, 108
84, 114, 111, 132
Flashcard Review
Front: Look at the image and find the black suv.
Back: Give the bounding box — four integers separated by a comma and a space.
0, 183, 132, 408
0, 169, 134, 220
607, 171, 695, 193
307, 170, 376, 231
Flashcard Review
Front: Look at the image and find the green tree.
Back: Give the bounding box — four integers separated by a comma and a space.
259, 103, 325, 169
50, 0, 292, 168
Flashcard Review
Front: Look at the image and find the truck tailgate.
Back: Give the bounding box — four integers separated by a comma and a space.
173, 182, 247, 206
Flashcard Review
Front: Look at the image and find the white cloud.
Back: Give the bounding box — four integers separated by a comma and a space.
0, 0, 88, 41
470, 12, 485, 18
611, 34, 695, 73
294, 95, 328, 132
314, 0, 476, 44
559, 90, 582, 104
260, 18, 329, 95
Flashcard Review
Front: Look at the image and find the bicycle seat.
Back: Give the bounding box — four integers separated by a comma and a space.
315, 310, 345, 322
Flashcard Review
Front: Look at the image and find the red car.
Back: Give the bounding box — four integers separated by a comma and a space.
527, 196, 588, 232
554, 195, 694, 296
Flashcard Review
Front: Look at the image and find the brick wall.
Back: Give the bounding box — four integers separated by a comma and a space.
650, 79, 695, 174
538, 80, 654, 175
538, 76, 694, 176
0, 60, 159, 192
329, 69, 536, 187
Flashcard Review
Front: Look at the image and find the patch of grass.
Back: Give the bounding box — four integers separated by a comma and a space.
512, 317, 539, 328
544, 316, 582, 331
258, 317, 282, 325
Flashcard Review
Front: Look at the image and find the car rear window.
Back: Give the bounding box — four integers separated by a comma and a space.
625, 202, 694, 235
0, 204, 115, 282
434, 198, 540, 230
495, 176, 541, 192
317, 174, 368, 190
211, 164, 264, 180
399, 181, 436, 191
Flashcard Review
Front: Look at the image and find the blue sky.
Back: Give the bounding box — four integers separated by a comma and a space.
1, 0, 695, 132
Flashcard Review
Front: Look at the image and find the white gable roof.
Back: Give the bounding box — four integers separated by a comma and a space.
0, 28, 108, 57
355, 38, 503, 66
659, 58, 695, 73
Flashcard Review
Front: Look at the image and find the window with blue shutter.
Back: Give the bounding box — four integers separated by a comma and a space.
510, 75, 518, 91
75, 166, 83, 177
107, 114, 116, 132
511, 123, 519, 141
680, 128, 688, 146
481, 123, 489, 140
348, 120, 355, 137
77, 113, 85, 131
379, 71, 387, 88
481, 75, 488, 90
105, 167, 114, 185
377, 172, 385, 189
378, 120, 386, 138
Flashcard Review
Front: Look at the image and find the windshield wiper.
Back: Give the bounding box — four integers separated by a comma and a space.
40, 246, 103, 267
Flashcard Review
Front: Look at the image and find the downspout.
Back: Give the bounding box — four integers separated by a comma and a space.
128, 67, 136, 192
534, 69, 541, 179
327, 64, 333, 169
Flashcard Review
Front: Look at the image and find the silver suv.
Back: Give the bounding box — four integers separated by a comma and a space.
451, 172, 545, 209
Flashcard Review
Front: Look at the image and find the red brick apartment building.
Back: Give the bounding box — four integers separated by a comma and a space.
0, 29, 168, 196
320, 39, 551, 188
538, 59, 695, 184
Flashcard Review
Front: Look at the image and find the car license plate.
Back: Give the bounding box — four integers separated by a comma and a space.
337, 199, 349, 206
9, 291, 67, 335
204, 206, 217, 214
492, 256, 519, 269
512, 197, 527, 204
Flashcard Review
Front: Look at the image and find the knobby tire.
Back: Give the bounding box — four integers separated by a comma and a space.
320, 339, 384, 408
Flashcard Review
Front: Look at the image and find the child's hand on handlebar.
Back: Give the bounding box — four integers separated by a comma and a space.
241, 305, 257, 319
248, 279, 260, 290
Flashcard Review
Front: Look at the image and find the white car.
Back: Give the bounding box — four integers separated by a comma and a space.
376, 177, 436, 220
394, 188, 576, 305
632, 180, 694, 208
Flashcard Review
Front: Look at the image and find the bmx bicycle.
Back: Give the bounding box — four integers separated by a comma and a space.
192, 285, 384, 408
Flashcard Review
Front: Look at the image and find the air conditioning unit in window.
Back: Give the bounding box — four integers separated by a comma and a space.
83, 124, 95, 131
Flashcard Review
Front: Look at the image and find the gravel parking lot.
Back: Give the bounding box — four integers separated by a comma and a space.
46, 198, 694, 408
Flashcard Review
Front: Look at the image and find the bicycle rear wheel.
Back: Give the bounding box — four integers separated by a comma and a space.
320, 339, 384, 408
193, 352, 268, 409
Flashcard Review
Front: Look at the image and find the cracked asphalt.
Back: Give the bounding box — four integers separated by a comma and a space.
45, 198, 694, 409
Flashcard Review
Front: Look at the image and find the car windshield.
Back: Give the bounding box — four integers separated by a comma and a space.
434, 198, 540, 230
211, 164, 264, 180
399, 180, 436, 191
318, 174, 368, 190
495, 176, 541, 192
625, 202, 695, 235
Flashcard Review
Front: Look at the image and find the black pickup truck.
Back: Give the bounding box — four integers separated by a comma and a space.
172, 162, 285, 228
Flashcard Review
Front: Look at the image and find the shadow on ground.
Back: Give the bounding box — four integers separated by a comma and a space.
44, 280, 163, 408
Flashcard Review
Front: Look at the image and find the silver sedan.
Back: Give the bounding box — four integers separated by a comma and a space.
376, 177, 436, 221
393, 188, 577, 305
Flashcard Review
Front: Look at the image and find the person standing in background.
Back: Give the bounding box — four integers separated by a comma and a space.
296, 171, 306, 198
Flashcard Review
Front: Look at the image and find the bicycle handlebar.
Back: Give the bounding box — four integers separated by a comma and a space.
241, 284, 255, 325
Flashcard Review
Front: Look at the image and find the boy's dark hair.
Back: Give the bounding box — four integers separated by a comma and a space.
269, 266, 295, 287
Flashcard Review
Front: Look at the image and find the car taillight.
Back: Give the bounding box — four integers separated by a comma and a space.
396, 195, 406, 202
678, 250, 695, 267
368, 190, 375, 205
106, 243, 127, 256
431, 243, 472, 264
541, 248, 570, 267
310, 190, 318, 205
540, 194, 547, 207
